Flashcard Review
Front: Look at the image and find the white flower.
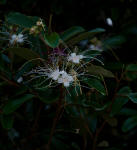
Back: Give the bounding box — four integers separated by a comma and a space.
57, 71, 73, 87
68, 53, 84, 64
10, 34, 17, 44
36, 20, 43, 26
17, 77, 23, 83
10, 33, 26, 44
106, 18, 113, 26
17, 34, 24, 43
49, 69, 60, 80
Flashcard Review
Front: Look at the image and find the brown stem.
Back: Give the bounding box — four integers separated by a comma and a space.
0, 75, 19, 87
48, 14, 53, 34
31, 103, 43, 131
46, 87, 64, 150
92, 120, 106, 150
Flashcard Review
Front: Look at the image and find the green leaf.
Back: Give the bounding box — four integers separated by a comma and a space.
67, 28, 105, 46
3, 94, 34, 114
52, 137, 69, 150
87, 64, 115, 78
6, 12, 39, 28
44, 32, 60, 48
110, 86, 131, 116
37, 88, 59, 104
83, 78, 106, 95
0, 115, 14, 129
127, 93, 137, 103
89, 28, 106, 33
119, 108, 137, 116
110, 96, 129, 117
122, 116, 137, 132
126, 64, 137, 71
103, 35, 126, 47
6, 48, 40, 60
125, 72, 137, 81
60, 26, 85, 41
118, 86, 132, 94
14, 59, 41, 80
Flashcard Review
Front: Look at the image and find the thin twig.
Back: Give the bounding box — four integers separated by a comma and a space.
46, 87, 64, 150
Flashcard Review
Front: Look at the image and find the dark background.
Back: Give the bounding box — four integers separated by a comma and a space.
0, 0, 137, 62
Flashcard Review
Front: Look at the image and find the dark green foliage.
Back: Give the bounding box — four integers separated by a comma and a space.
0, 1, 137, 150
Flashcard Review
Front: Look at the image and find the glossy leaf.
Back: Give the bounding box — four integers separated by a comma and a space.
67, 28, 105, 46
126, 64, 137, 71
60, 26, 85, 41
6, 48, 40, 60
83, 78, 106, 95
44, 32, 60, 48
118, 86, 132, 94
103, 35, 126, 47
3, 94, 34, 114
6, 12, 39, 28
127, 93, 137, 103
88, 64, 115, 78
122, 115, 137, 132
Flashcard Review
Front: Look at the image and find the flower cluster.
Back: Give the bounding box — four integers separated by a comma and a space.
25, 42, 103, 91
68, 53, 84, 64
26, 49, 92, 89
49, 69, 74, 87
29, 19, 45, 35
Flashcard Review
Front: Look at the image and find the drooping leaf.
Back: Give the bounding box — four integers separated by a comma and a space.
122, 115, 137, 132
3, 94, 34, 114
67, 28, 105, 46
118, 86, 132, 94
44, 32, 60, 48
87, 64, 115, 78
6, 12, 39, 28
6, 48, 40, 60
60, 26, 85, 41
127, 93, 137, 103
126, 64, 137, 71
83, 78, 106, 95
103, 35, 126, 48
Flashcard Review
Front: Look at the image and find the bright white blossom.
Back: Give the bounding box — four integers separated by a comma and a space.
57, 71, 74, 87
48, 69, 74, 87
68, 53, 84, 64
10, 34, 26, 44
17, 76, 23, 83
49, 69, 60, 81
106, 18, 113, 26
